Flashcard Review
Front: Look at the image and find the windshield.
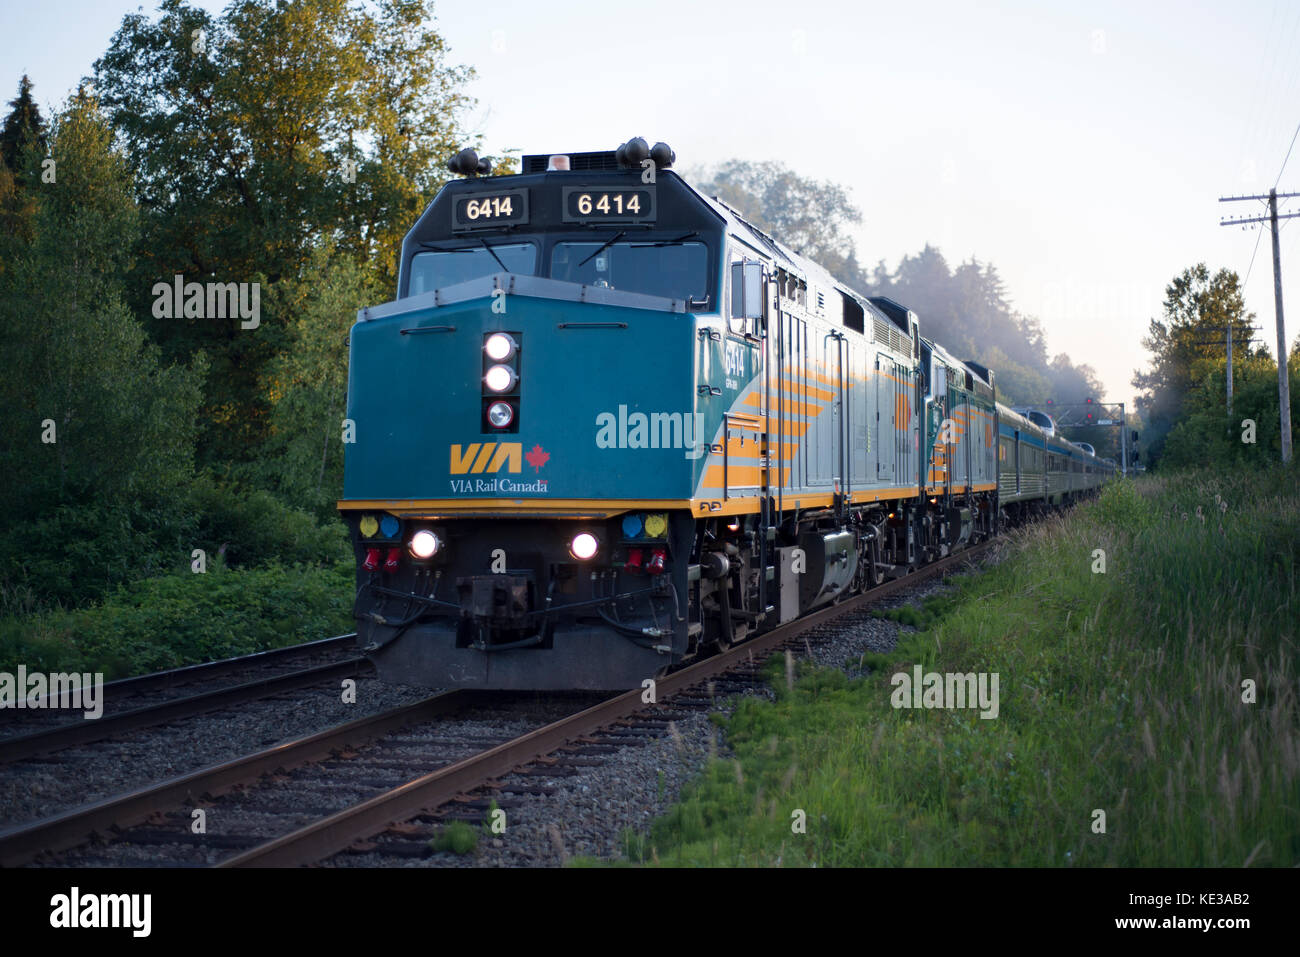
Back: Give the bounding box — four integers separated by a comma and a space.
408, 242, 536, 296
550, 241, 708, 301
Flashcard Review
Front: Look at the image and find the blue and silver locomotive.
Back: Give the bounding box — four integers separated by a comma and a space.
339, 139, 1115, 690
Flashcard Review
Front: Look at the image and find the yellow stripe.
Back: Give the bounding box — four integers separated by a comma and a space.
850, 486, 921, 503
702, 465, 789, 487
747, 393, 825, 418
725, 412, 766, 431
778, 379, 837, 402
339, 497, 695, 517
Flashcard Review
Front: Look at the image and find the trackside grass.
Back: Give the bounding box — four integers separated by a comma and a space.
619, 467, 1299, 866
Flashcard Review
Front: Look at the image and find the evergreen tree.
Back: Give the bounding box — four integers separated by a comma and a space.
0, 74, 47, 174
0, 91, 203, 605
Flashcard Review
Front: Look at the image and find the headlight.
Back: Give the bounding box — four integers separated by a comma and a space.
569, 532, 599, 561
409, 530, 441, 559
484, 364, 517, 393
487, 400, 515, 428
485, 333, 517, 361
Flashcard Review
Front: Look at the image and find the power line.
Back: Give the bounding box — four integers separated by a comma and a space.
1277, 117, 1300, 188
1243, 209, 1266, 285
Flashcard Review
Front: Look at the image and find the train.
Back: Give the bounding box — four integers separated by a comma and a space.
338, 138, 1117, 690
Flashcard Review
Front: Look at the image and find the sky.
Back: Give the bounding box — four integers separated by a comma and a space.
4, 0, 1299, 407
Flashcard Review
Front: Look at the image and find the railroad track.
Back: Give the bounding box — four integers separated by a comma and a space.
0, 634, 367, 763
0, 541, 992, 867
224, 542, 993, 866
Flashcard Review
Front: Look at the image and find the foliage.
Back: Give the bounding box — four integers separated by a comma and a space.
186, 474, 351, 569
252, 241, 381, 518
91, 0, 486, 472
690, 161, 1107, 419
0, 74, 46, 173
622, 468, 1299, 866
0, 562, 355, 679
0, 91, 207, 607
429, 821, 480, 855
693, 159, 865, 282
1132, 263, 1259, 464
1160, 353, 1298, 469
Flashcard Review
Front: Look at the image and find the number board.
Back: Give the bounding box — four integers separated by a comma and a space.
452, 189, 529, 231
561, 186, 656, 223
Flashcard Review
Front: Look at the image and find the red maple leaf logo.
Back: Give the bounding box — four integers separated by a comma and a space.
525, 444, 550, 473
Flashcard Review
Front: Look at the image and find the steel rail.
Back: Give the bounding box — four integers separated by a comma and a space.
220, 541, 994, 867
5, 633, 359, 714
0, 690, 486, 866
0, 657, 373, 765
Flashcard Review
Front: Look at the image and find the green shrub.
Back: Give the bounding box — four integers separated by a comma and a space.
0, 562, 355, 678
429, 821, 479, 855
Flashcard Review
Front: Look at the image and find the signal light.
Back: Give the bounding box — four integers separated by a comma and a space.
363, 547, 380, 571
485, 364, 517, 393
482, 332, 520, 433
487, 401, 514, 429
625, 548, 644, 573
647, 548, 667, 575
569, 532, 599, 561
485, 333, 517, 361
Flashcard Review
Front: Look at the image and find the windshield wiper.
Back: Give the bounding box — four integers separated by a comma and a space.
577, 231, 627, 268
629, 231, 700, 248
478, 238, 509, 272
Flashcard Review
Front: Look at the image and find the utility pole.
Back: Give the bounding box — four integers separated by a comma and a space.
1271, 190, 1292, 464
1120, 403, 1127, 475
1227, 324, 1232, 416
1192, 324, 1260, 416
1219, 189, 1300, 463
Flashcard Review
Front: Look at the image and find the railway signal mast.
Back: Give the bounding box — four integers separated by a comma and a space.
1045, 398, 1133, 473
1219, 188, 1299, 464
